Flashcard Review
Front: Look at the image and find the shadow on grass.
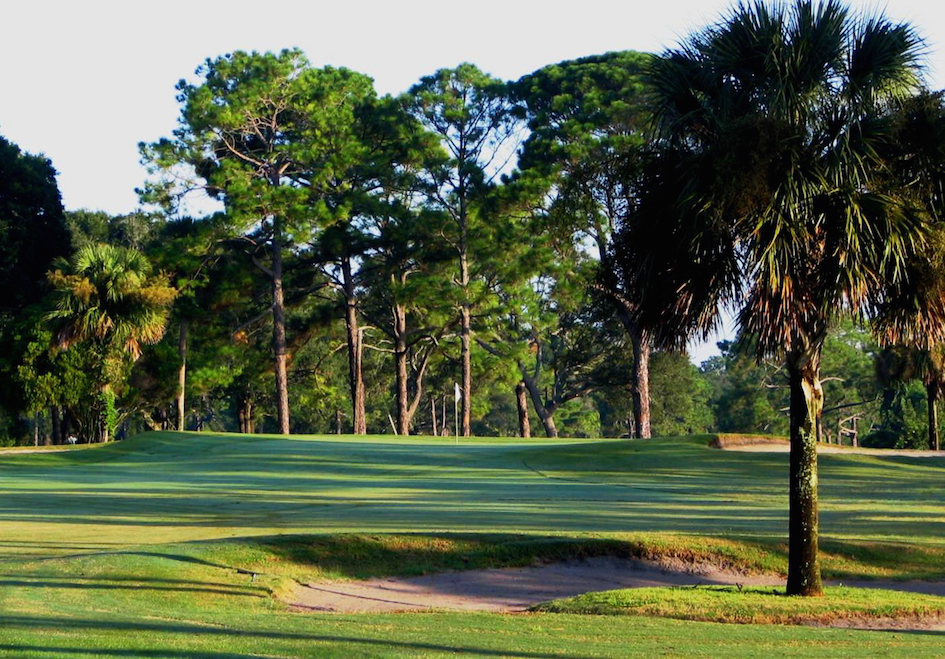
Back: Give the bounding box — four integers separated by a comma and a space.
0, 577, 261, 598
0, 616, 598, 659
180, 532, 945, 582
1, 434, 941, 551
0, 646, 262, 659
0, 573, 258, 590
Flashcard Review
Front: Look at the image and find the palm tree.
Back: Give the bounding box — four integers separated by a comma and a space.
916, 347, 945, 451
47, 243, 176, 442
618, 0, 934, 595
875, 343, 945, 451
874, 92, 945, 451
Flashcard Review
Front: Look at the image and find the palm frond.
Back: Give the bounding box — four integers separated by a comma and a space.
46, 243, 176, 362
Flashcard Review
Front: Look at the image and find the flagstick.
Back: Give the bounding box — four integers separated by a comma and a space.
453, 382, 461, 444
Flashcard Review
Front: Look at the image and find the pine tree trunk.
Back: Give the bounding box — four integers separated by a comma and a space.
271, 218, 291, 435
441, 395, 448, 436
786, 350, 824, 597
177, 321, 188, 432
927, 383, 939, 451
516, 381, 531, 438
459, 287, 472, 436
342, 257, 366, 435
394, 304, 410, 436
237, 395, 254, 434
457, 160, 473, 438
61, 409, 72, 444
521, 372, 558, 438
51, 407, 61, 445
631, 331, 651, 439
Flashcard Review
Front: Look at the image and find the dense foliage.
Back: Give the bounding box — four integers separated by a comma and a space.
1, 2, 943, 460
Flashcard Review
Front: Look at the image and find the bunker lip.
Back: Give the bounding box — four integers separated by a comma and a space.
286, 555, 945, 630
810, 615, 945, 632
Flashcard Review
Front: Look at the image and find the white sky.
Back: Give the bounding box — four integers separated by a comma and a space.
3, 0, 942, 364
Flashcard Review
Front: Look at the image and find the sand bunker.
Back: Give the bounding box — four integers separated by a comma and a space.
289, 556, 945, 610
288, 556, 779, 613
711, 435, 945, 457
288, 556, 945, 631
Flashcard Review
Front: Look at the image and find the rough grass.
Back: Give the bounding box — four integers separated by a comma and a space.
534, 585, 945, 626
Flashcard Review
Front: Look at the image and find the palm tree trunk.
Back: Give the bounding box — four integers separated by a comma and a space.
431, 395, 438, 437
631, 331, 651, 439
271, 218, 290, 435
516, 381, 531, 438
342, 257, 366, 435
785, 349, 824, 597
177, 321, 188, 432
927, 383, 939, 451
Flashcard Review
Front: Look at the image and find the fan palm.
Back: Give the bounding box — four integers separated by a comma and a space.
873, 92, 945, 451
875, 343, 945, 450
620, 0, 935, 595
47, 243, 176, 441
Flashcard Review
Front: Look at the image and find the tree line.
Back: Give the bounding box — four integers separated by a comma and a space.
3, 49, 668, 445
2, 0, 945, 598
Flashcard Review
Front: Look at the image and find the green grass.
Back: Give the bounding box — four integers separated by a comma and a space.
535, 585, 945, 625
6, 610, 945, 658
2, 432, 942, 556
0, 431, 943, 657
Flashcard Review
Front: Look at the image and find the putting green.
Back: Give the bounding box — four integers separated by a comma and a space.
1, 432, 942, 558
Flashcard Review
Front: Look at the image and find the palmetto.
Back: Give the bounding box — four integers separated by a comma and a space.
623, 0, 933, 595
47, 243, 175, 440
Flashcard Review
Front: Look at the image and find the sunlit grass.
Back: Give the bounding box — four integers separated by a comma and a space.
0, 431, 942, 657
535, 585, 945, 625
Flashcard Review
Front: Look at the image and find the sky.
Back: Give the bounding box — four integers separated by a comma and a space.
3, 0, 944, 364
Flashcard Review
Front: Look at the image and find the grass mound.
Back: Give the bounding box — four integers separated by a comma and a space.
533, 585, 945, 626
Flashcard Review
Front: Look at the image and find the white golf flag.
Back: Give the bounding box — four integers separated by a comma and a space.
454, 382, 461, 402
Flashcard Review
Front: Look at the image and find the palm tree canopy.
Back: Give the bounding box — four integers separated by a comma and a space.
619, 0, 936, 358
47, 243, 176, 360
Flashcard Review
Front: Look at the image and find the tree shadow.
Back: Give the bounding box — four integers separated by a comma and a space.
0, 615, 599, 659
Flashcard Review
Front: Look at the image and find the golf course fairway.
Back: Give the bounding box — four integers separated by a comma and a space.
0, 431, 942, 657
